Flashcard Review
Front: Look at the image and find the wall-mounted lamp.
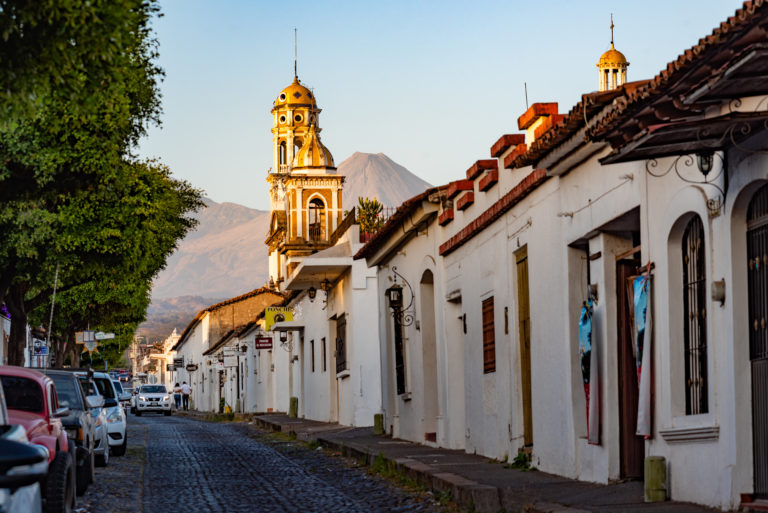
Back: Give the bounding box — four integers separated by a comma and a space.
697, 151, 714, 177
240, 344, 248, 353
307, 286, 317, 301
279, 331, 288, 343
386, 285, 403, 310
320, 278, 332, 294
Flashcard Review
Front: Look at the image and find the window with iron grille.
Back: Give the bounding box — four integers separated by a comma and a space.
682, 215, 708, 414
482, 297, 496, 373
336, 316, 347, 373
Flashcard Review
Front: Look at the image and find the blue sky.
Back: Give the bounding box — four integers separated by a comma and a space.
138, 0, 738, 211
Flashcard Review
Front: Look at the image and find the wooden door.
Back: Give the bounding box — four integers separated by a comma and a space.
617, 259, 644, 478
516, 248, 533, 447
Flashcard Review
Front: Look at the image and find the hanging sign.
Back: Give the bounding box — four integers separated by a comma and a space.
223, 356, 238, 368
265, 307, 293, 331
254, 337, 272, 349
94, 331, 115, 340
185, 363, 198, 372
75, 331, 95, 345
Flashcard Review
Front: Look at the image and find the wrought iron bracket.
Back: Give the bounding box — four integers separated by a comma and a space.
644, 152, 726, 217
387, 266, 416, 327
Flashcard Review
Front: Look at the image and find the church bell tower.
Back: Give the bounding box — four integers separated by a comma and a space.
265, 75, 345, 290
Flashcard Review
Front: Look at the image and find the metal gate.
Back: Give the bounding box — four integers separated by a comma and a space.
748, 183, 768, 497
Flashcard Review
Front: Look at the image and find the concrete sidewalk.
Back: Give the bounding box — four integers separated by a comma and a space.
253, 413, 725, 513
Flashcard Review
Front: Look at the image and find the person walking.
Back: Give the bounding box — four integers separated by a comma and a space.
173, 382, 182, 410
181, 381, 191, 411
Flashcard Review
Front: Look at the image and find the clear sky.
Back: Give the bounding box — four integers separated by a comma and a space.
137, 0, 739, 211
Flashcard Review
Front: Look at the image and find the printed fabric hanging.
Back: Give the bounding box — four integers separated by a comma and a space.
579, 298, 600, 445
633, 274, 652, 437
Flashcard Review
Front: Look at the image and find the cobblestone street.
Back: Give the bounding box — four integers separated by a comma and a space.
77, 414, 449, 513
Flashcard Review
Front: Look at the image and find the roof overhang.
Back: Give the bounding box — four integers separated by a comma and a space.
601, 110, 768, 164
362, 204, 439, 267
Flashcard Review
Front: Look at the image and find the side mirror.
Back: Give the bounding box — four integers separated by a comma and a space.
86, 395, 104, 409
103, 398, 118, 408
54, 407, 70, 418
0, 438, 49, 488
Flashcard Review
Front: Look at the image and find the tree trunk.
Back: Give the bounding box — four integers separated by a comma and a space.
5, 284, 28, 367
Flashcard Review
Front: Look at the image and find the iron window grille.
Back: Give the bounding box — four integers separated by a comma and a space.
682, 215, 708, 415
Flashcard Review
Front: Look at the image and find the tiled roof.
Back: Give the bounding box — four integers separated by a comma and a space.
510, 81, 649, 169
172, 287, 284, 351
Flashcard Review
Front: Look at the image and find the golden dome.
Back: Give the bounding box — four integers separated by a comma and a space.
293, 124, 335, 169
275, 77, 316, 107
597, 43, 628, 67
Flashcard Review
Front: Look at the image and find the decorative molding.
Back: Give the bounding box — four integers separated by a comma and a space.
659, 425, 719, 443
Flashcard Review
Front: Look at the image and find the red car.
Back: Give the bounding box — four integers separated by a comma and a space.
0, 366, 76, 513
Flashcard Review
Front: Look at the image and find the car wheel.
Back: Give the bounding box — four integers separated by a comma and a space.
112, 434, 127, 457
75, 447, 91, 496
45, 450, 75, 513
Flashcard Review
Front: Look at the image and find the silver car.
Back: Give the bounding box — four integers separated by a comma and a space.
134, 385, 172, 416
75, 375, 109, 467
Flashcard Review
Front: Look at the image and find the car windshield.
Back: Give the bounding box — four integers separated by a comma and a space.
93, 377, 115, 399
141, 385, 166, 394
1, 375, 44, 413
49, 375, 83, 410
112, 380, 124, 393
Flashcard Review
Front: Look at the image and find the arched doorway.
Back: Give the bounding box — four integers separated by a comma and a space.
747, 183, 768, 497
420, 270, 438, 443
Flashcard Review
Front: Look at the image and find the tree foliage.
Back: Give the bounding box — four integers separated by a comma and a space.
0, 1, 204, 365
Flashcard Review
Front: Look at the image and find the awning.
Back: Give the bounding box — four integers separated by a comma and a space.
270, 320, 305, 332
284, 241, 353, 290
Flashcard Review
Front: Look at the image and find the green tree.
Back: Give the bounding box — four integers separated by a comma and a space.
28, 161, 202, 367
358, 197, 384, 234
0, 1, 204, 365
0, 0, 161, 119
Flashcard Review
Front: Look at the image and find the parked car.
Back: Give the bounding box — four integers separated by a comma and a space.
90, 372, 127, 456
134, 384, 172, 416
74, 373, 110, 467
45, 370, 98, 496
112, 380, 132, 412
0, 366, 76, 513
0, 371, 49, 513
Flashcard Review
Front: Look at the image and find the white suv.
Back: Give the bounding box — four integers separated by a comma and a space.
90, 372, 127, 457
134, 385, 172, 416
